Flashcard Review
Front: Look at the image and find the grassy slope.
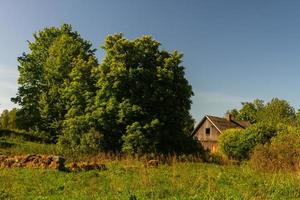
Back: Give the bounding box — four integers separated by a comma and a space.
1, 132, 300, 200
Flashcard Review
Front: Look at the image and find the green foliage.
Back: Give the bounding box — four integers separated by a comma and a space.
80, 128, 104, 153
12, 24, 98, 140
227, 99, 264, 123
228, 98, 296, 125
219, 123, 277, 160
219, 129, 245, 160
250, 131, 300, 172
257, 98, 296, 125
239, 99, 264, 123
0, 108, 17, 130
121, 122, 152, 154
13, 25, 196, 154
89, 33, 195, 153
243, 122, 277, 147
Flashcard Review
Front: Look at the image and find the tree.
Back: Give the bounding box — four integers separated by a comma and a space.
228, 99, 264, 123
228, 98, 296, 125
257, 98, 296, 125
12, 24, 98, 140
0, 110, 9, 129
13, 25, 197, 154
87, 34, 195, 153
0, 108, 18, 130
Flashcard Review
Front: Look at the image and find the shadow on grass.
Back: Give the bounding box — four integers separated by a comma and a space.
0, 129, 51, 143
0, 141, 15, 148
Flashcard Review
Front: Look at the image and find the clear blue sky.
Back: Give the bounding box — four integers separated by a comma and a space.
1, 0, 300, 122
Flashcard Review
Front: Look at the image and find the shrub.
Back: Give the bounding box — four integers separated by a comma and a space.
241, 122, 277, 155
219, 128, 245, 160
58, 116, 104, 155
250, 132, 300, 172
80, 128, 104, 153
219, 123, 277, 161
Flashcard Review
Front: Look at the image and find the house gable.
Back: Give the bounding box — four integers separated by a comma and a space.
192, 114, 250, 152
192, 116, 221, 151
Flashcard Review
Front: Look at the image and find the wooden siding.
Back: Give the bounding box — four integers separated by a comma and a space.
193, 118, 220, 152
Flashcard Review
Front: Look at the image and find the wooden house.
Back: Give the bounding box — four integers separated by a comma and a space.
191, 114, 250, 153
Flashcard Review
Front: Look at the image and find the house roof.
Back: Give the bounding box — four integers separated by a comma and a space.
191, 115, 251, 136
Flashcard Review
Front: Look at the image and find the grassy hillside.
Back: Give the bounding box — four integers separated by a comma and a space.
0, 130, 58, 156
1, 131, 300, 200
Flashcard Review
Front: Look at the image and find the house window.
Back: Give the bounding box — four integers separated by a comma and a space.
205, 128, 210, 135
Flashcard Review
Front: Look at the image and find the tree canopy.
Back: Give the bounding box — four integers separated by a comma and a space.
228, 98, 296, 125
12, 25, 198, 154
12, 24, 98, 140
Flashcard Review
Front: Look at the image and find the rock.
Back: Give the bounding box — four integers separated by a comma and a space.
67, 162, 78, 171
147, 159, 159, 167
67, 161, 107, 172
0, 155, 66, 170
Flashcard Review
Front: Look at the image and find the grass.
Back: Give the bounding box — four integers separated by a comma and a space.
0, 136, 58, 156
1, 130, 300, 199
1, 163, 300, 199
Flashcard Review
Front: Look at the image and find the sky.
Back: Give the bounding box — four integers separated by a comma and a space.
1, 0, 300, 122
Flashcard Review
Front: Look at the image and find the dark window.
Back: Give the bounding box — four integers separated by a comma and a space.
205, 128, 210, 135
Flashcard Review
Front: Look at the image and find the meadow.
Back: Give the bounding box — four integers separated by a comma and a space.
1, 131, 300, 200
1, 161, 300, 200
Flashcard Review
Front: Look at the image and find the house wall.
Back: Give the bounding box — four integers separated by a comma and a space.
193, 118, 220, 153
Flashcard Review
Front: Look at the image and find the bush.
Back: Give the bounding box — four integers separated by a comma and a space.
58, 116, 104, 155
80, 128, 104, 153
218, 128, 245, 160
219, 123, 277, 161
250, 132, 300, 172
250, 129, 300, 172
241, 122, 277, 155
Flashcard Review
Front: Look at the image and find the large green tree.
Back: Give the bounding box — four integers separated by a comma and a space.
13, 25, 197, 154
62, 33, 196, 154
12, 24, 98, 140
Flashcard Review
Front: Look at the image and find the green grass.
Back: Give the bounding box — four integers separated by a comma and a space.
0, 163, 300, 200
1, 130, 300, 199
0, 137, 58, 156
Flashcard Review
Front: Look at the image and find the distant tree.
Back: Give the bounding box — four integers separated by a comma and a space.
227, 99, 264, 123
296, 109, 300, 126
0, 110, 9, 129
228, 98, 295, 125
257, 98, 296, 125
8, 108, 17, 129
239, 99, 264, 123
0, 108, 17, 130
226, 109, 239, 119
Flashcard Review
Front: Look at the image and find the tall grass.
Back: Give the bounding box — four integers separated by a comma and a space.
1, 163, 300, 199
1, 130, 300, 199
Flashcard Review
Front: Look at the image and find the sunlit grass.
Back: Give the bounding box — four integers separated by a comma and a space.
0, 163, 300, 199
1, 132, 300, 199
